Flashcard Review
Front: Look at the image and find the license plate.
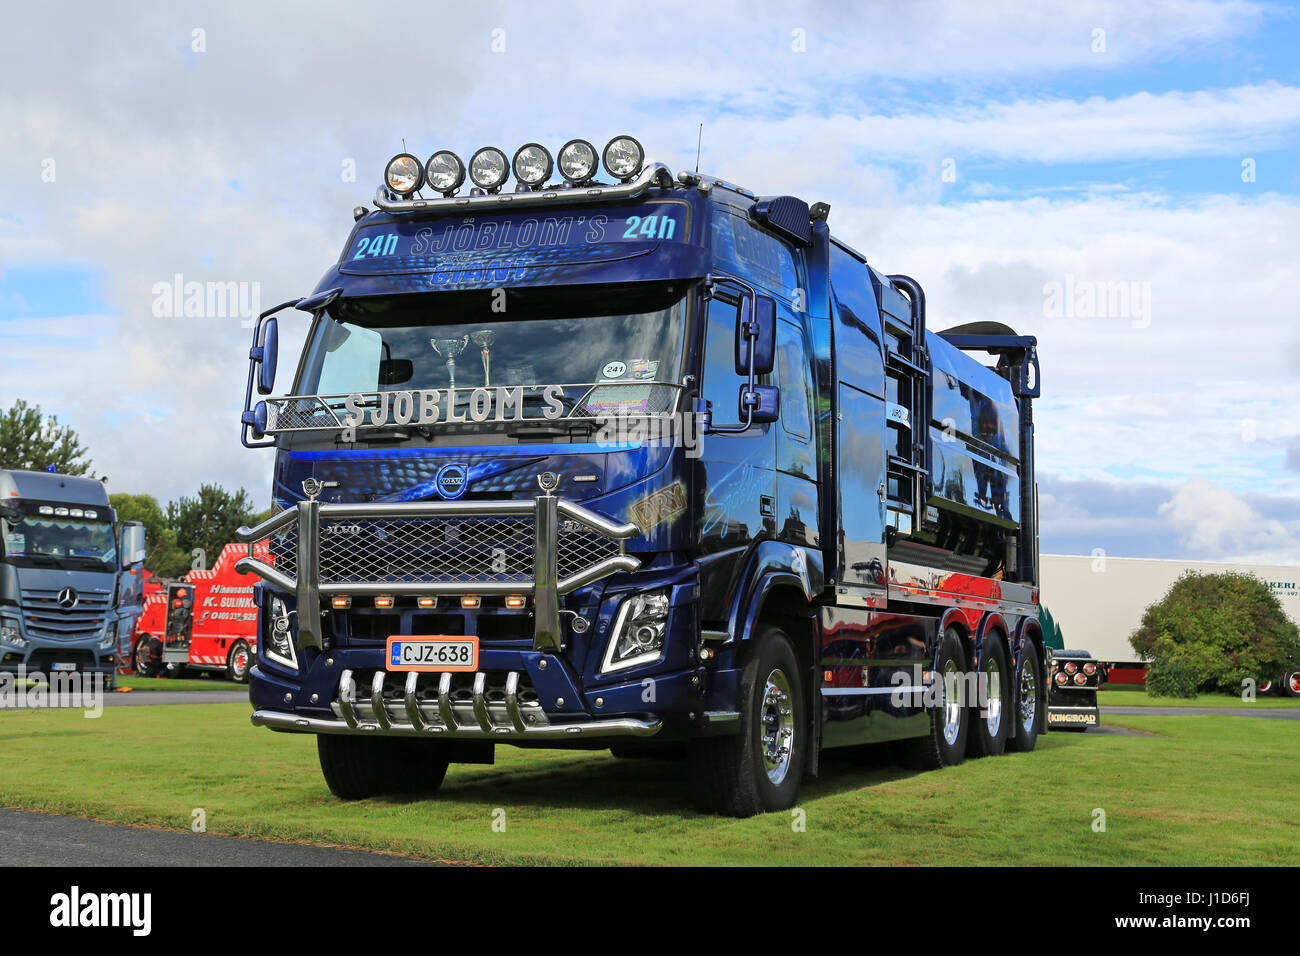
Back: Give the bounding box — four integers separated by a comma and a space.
51, 662, 78, 672
386, 636, 478, 672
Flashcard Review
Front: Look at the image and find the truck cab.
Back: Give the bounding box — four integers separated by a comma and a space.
0, 469, 147, 682
236, 138, 1046, 815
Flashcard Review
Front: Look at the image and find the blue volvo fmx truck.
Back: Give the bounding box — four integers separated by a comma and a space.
236, 137, 1047, 815
0, 468, 148, 684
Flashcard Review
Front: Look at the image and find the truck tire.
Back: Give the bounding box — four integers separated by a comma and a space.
1283, 672, 1300, 699
226, 641, 252, 683
317, 735, 450, 800
1007, 641, 1043, 752
895, 628, 968, 770
968, 636, 1011, 758
689, 625, 806, 817
133, 637, 160, 678
1256, 678, 1274, 697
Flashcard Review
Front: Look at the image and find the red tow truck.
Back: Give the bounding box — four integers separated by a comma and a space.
129, 543, 265, 683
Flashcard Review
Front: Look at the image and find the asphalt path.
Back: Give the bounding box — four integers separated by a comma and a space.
0, 809, 437, 866
1103, 705, 1300, 719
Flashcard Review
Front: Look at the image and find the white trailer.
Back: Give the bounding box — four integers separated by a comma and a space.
1039, 553, 1300, 695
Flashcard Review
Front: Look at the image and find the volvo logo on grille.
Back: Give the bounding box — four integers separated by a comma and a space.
57, 587, 78, 609
435, 463, 469, 500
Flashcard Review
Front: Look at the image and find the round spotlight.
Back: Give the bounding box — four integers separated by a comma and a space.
558, 138, 598, 184
424, 150, 465, 195
1083, 662, 1097, 676
1064, 662, 1077, 675
1073, 673, 1088, 686
512, 143, 553, 188
384, 153, 424, 196
602, 135, 644, 181
469, 147, 509, 191
1054, 672, 1067, 685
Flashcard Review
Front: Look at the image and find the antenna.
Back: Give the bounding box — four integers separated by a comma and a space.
695, 123, 703, 172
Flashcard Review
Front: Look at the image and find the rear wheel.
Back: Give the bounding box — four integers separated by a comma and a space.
1008, 640, 1043, 752
896, 628, 969, 770
1283, 672, 1300, 699
226, 641, 252, 683
968, 637, 1011, 758
689, 625, 807, 817
1257, 678, 1274, 697
317, 735, 450, 799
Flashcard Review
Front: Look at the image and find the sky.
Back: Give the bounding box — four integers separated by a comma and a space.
1, 0, 1297, 564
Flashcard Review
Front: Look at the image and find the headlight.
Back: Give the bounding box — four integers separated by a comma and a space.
601, 590, 669, 673
264, 596, 298, 671
469, 146, 509, 191
512, 143, 552, 188
558, 138, 597, 184
602, 135, 644, 181
424, 150, 464, 195
0, 622, 27, 648
384, 153, 424, 196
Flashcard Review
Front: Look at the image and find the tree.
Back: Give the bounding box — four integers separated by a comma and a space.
109, 493, 189, 579
165, 484, 260, 572
1129, 571, 1300, 697
0, 399, 93, 476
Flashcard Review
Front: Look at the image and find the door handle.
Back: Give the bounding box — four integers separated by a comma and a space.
760, 495, 775, 517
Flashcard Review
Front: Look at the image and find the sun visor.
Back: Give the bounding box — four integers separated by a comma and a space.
315, 200, 708, 295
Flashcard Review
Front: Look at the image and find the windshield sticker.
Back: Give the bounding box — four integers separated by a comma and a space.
5, 533, 24, 555
583, 359, 659, 415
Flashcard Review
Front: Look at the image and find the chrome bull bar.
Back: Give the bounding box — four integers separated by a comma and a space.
233, 478, 641, 654
249, 667, 662, 740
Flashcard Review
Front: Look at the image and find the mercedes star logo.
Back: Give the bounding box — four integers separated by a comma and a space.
57, 587, 78, 609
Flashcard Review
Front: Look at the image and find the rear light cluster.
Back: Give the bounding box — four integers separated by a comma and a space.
1052, 658, 1102, 688
327, 595, 529, 611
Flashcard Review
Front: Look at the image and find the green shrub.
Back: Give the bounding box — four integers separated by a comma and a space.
1130, 571, 1300, 695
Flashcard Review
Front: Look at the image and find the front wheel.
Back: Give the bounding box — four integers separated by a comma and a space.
226, 641, 252, 683
689, 625, 807, 817
317, 735, 450, 800
133, 637, 160, 677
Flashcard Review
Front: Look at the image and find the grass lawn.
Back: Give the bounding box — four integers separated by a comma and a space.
1099, 688, 1300, 708
1, 703, 1295, 866
115, 675, 243, 693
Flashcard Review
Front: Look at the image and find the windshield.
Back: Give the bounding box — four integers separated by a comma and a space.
293, 283, 689, 427
2, 509, 117, 570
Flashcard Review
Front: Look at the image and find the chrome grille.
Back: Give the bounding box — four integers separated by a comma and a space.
309, 514, 622, 585
268, 397, 341, 431
266, 526, 297, 580
20, 588, 111, 642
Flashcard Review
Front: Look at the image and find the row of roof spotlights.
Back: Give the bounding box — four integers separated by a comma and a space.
383, 136, 645, 198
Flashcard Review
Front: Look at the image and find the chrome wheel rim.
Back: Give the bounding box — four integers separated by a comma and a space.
760, 668, 795, 785
942, 659, 962, 745
985, 657, 1003, 737
1019, 655, 1037, 733
1290, 673, 1300, 695
232, 646, 249, 678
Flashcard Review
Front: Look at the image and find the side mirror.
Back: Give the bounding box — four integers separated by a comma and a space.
736, 295, 776, 376
740, 384, 780, 425
119, 522, 146, 568
255, 317, 279, 395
